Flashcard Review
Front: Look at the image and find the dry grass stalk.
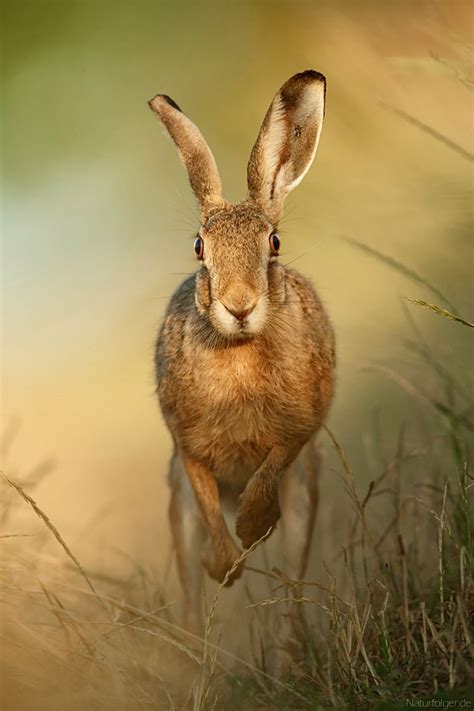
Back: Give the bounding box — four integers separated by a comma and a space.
1, 473, 108, 614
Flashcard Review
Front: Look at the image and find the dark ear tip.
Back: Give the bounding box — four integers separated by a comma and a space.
148, 94, 183, 113
279, 70, 326, 105
298, 69, 326, 84
161, 94, 183, 112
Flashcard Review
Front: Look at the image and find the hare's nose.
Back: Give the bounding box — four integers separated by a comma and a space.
223, 302, 256, 322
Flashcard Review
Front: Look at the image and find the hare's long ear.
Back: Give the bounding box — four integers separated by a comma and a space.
247, 70, 326, 224
149, 94, 225, 219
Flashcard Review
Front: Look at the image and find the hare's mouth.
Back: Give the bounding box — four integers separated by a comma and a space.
212, 298, 268, 339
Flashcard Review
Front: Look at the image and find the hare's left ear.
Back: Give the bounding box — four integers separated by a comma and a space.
247, 70, 326, 224
149, 94, 225, 220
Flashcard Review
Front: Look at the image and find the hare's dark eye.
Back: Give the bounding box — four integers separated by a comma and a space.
269, 232, 281, 256
194, 237, 204, 259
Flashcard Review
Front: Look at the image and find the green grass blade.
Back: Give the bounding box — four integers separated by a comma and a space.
342, 236, 459, 315
379, 102, 474, 163
405, 298, 473, 328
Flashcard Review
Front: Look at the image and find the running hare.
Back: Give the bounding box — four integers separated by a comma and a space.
149, 70, 335, 630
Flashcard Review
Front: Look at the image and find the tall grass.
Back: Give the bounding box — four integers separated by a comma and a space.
225, 436, 473, 709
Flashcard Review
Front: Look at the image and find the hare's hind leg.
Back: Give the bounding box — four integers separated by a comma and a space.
270, 440, 320, 674
168, 451, 206, 633
280, 439, 320, 579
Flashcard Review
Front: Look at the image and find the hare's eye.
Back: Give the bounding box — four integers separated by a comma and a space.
269, 232, 281, 256
194, 237, 204, 259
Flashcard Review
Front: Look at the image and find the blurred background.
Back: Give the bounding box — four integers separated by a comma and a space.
1, 1, 473, 701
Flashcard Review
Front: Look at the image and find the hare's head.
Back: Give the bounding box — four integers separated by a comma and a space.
149, 70, 325, 339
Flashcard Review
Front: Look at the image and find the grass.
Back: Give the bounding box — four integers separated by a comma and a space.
221, 462, 473, 709
404, 299, 473, 329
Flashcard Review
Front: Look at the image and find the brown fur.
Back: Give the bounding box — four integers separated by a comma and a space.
148, 94, 225, 219
149, 71, 335, 628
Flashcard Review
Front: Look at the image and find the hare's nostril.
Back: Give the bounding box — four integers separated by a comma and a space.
223, 302, 256, 322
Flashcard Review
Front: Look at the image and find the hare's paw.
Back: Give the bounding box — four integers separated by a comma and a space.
236, 490, 280, 549
201, 538, 243, 586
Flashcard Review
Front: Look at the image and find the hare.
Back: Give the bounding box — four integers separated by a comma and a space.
149, 70, 335, 631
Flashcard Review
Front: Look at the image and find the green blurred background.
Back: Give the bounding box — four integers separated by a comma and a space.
1, 0, 472, 578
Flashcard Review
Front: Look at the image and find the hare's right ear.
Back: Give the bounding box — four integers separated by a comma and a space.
247, 70, 326, 224
149, 95, 225, 219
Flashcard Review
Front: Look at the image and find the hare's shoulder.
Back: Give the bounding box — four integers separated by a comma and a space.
166, 274, 196, 315
285, 267, 332, 322
284, 267, 336, 366
284, 267, 319, 303
155, 275, 196, 377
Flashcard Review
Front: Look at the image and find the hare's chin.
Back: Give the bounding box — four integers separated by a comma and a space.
212, 299, 268, 339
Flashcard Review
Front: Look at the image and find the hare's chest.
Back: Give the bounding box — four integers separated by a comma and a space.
195, 345, 278, 410
179, 343, 313, 478
196, 347, 298, 448
192, 351, 277, 478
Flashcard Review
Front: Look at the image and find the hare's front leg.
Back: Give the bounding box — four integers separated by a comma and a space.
236, 444, 302, 549
181, 455, 243, 585
168, 452, 206, 632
